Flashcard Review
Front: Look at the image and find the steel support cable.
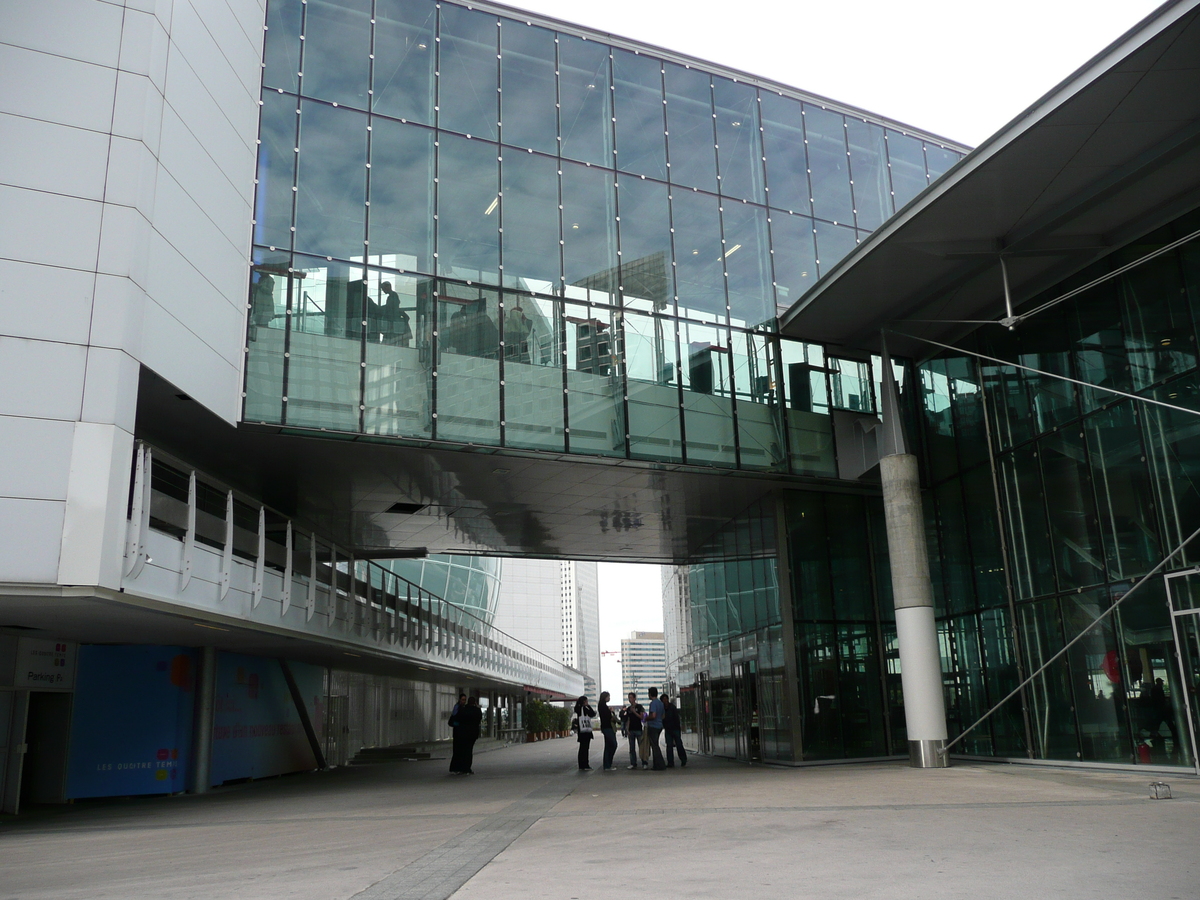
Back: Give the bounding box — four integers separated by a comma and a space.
938, 521, 1200, 757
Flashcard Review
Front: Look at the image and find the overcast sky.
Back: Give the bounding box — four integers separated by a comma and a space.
499, 0, 1163, 147
557, 0, 1167, 694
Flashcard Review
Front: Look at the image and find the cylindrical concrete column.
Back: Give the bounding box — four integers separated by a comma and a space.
190, 646, 218, 792
880, 453, 949, 768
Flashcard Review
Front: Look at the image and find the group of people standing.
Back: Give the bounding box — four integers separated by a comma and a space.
574, 687, 688, 771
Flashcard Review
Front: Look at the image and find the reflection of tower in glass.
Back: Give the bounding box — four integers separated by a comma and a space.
383, 556, 501, 625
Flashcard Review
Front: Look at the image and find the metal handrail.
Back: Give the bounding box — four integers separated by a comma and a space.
128, 442, 576, 686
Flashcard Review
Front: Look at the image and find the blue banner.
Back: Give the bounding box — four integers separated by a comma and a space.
66, 646, 196, 798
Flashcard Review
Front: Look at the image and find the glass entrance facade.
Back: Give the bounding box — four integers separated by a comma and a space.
666, 210, 1200, 767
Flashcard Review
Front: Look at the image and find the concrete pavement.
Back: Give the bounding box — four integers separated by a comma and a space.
1, 738, 1196, 899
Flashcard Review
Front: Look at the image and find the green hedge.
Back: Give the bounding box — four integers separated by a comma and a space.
525, 699, 572, 733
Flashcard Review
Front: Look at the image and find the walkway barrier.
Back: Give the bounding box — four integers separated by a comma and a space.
122, 442, 581, 696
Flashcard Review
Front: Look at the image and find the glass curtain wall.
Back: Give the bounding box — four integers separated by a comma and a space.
669, 501, 797, 763
247, 0, 963, 476
918, 209, 1200, 767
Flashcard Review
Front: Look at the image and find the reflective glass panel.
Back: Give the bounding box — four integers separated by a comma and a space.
760, 93, 810, 216
616, 174, 674, 313
624, 309, 682, 461
363, 272, 431, 437
301, 0, 371, 108
1019, 598, 1080, 760
1040, 430, 1107, 589
712, 77, 765, 204
295, 102, 366, 261
502, 294, 565, 451
368, 119, 433, 273
373, 0, 436, 125
436, 133, 499, 283
564, 301, 624, 456
558, 34, 612, 167
887, 131, 927, 208
561, 161, 618, 297
1002, 441, 1055, 600
438, 4, 498, 140
435, 281, 500, 444
263, 0, 302, 93
733, 330, 785, 470
814, 220, 857, 276
612, 49, 667, 180
672, 190, 726, 323
245, 251, 291, 423
846, 118, 891, 231
779, 340, 833, 474
1083, 402, 1159, 580
664, 64, 717, 193
284, 256, 365, 431
722, 202, 773, 329
255, 91, 297, 250
501, 151, 561, 291
829, 357, 873, 412
680, 320, 735, 466
925, 145, 960, 181
768, 211, 817, 306
1119, 244, 1196, 389
803, 105, 853, 226
499, 20, 557, 154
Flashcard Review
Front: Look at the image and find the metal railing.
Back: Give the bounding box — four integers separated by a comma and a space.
124, 442, 577, 690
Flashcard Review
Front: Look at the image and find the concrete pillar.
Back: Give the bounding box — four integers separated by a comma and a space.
880, 453, 949, 767
190, 646, 218, 792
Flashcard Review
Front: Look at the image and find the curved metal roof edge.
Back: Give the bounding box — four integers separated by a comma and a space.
779, 0, 1200, 334
455, 0, 971, 150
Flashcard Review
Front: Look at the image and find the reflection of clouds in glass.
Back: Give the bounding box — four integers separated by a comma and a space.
296, 103, 367, 260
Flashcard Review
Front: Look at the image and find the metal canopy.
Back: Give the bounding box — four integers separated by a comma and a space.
779, 0, 1200, 359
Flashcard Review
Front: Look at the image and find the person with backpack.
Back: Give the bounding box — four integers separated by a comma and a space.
574, 696, 595, 770
620, 692, 645, 769
661, 692, 687, 768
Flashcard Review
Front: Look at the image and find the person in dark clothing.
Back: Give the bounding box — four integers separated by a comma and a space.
597, 691, 619, 770
448, 693, 469, 774
574, 696, 595, 770
661, 693, 687, 768
620, 692, 645, 769
450, 695, 483, 774
646, 686, 667, 770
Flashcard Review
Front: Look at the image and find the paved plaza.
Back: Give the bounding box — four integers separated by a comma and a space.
1, 739, 1196, 900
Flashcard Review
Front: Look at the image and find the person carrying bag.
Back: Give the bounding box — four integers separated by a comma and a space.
574, 696, 595, 770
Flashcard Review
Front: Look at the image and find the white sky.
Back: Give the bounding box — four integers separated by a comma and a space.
499, 0, 1164, 147
597, 562, 663, 697
553, 0, 1165, 690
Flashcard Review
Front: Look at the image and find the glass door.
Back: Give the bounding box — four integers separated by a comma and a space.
1165, 570, 1200, 774
732, 660, 761, 762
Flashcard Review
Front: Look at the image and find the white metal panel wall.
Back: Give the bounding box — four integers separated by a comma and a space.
0, 0, 264, 587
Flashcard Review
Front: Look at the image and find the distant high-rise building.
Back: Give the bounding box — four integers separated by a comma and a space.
621, 632, 666, 706
493, 559, 600, 696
